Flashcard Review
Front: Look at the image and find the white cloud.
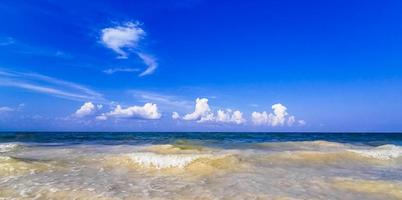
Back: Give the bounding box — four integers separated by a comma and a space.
198, 112, 215, 123
183, 98, 212, 121
138, 53, 158, 76
0, 37, 71, 58
103, 68, 139, 74
74, 102, 101, 118
0, 106, 13, 113
101, 22, 145, 59
216, 110, 230, 122
101, 22, 158, 76
0, 69, 104, 102
298, 120, 306, 126
251, 111, 269, 125
181, 98, 245, 124
102, 103, 161, 120
287, 115, 295, 126
270, 103, 288, 126
130, 90, 192, 110
215, 109, 246, 124
0, 81, 98, 102
252, 103, 304, 127
23, 73, 102, 98
172, 112, 180, 119
231, 110, 246, 124
0, 104, 25, 114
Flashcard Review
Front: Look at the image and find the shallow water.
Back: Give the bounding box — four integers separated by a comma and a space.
0, 132, 402, 200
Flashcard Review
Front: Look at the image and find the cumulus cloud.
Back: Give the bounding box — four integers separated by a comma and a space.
232, 110, 246, 124
74, 102, 102, 118
197, 112, 215, 123
183, 98, 212, 121
101, 22, 145, 59
215, 109, 246, 124
172, 112, 180, 119
251, 111, 269, 125
180, 98, 245, 124
270, 103, 288, 126
252, 103, 304, 127
100, 103, 161, 120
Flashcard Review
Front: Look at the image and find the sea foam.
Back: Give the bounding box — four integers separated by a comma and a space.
0, 143, 21, 153
128, 152, 212, 169
348, 145, 402, 160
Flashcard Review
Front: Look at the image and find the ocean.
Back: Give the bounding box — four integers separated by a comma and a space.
1, 132, 402, 199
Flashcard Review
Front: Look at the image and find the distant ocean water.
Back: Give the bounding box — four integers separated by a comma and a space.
1, 132, 402, 199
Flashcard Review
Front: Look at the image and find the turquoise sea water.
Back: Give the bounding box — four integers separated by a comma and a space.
1, 132, 402, 199
1, 132, 402, 146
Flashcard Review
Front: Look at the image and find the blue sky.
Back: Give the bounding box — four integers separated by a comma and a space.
0, 0, 401, 131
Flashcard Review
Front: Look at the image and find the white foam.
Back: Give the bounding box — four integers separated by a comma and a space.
128, 152, 211, 169
0, 143, 21, 153
348, 145, 402, 160
0, 155, 12, 161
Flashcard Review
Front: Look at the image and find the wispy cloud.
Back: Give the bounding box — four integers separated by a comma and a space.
0, 103, 25, 114
0, 106, 13, 113
129, 90, 192, 110
0, 37, 15, 46
102, 67, 139, 74
21, 72, 103, 98
100, 22, 158, 76
0, 37, 71, 58
0, 69, 104, 102
138, 53, 158, 76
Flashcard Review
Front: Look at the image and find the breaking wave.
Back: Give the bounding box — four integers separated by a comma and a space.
100, 144, 242, 176
128, 152, 212, 169
0, 143, 22, 153
258, 141, 402, 166
347, 144, 402, 160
